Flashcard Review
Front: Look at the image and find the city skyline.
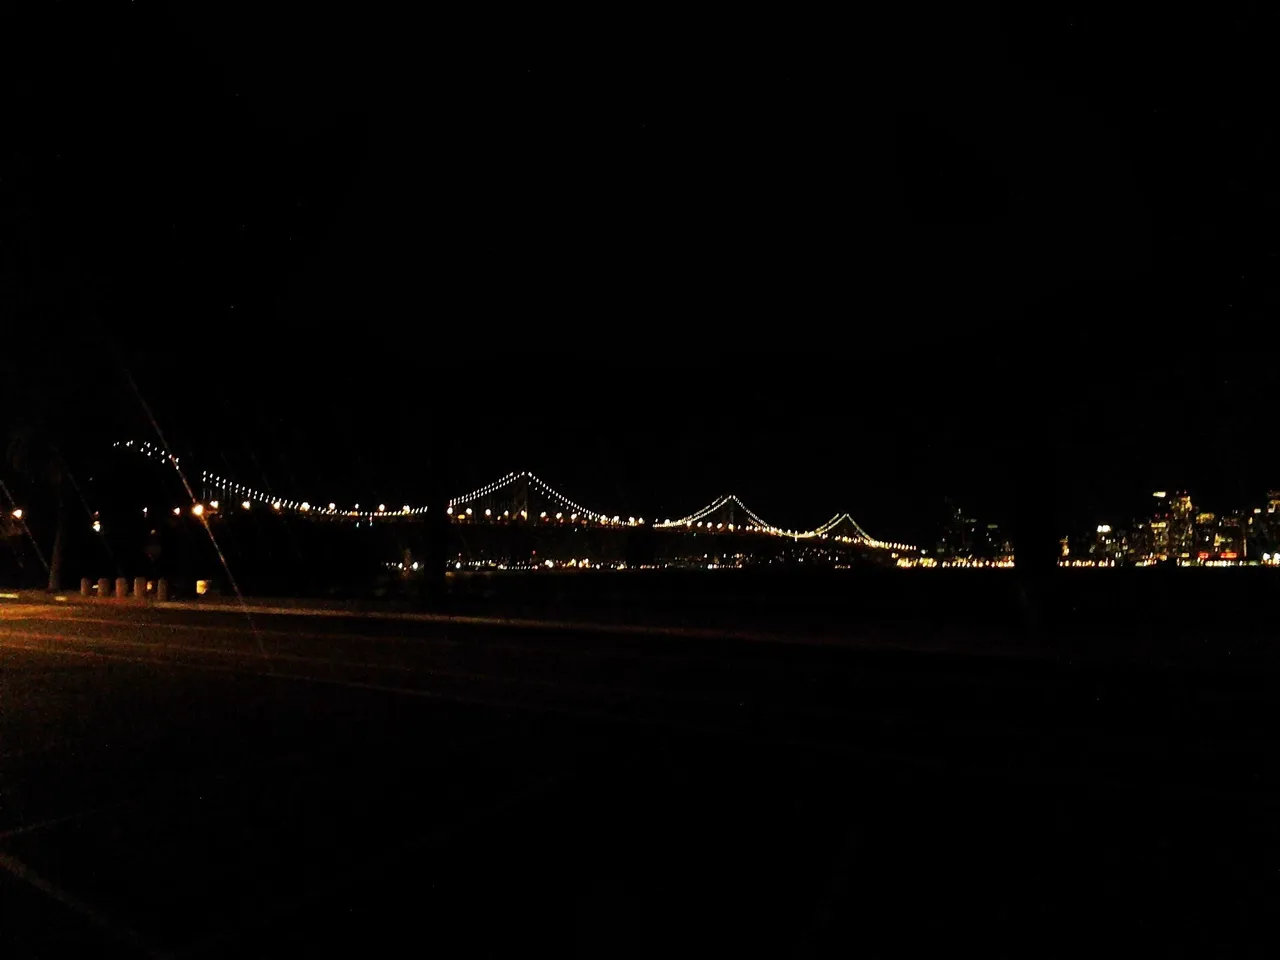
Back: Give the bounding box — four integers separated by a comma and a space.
1066, 487, 1280, 567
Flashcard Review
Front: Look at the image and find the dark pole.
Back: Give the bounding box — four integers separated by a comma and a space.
424, 418, 453, 604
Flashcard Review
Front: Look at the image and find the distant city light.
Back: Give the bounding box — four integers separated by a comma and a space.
10, 509, 21, 520
92, 520, 102, 533
242, 501, 251, 510
209, 500, 219, 509
191, 503, 205, 517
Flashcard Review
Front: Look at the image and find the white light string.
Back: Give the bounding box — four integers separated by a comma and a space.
117, 440, 917, 547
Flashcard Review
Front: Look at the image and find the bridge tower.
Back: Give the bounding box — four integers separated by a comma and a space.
513, 473, 531, 521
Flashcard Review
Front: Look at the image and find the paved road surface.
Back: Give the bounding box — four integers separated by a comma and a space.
1, 602, 1277, 956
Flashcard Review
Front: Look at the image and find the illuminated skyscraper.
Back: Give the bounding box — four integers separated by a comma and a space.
1149, 519, 1169, 557
1216, 515, 1243, 560
1194, 512, 1216, 561
1127, 521, 1154, 561
1093, 524, 1125, 562
1170, 491, 1195, 558
1146, 490, 1172, 559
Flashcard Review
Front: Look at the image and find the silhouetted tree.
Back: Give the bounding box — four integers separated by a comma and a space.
5, 425, 69, 590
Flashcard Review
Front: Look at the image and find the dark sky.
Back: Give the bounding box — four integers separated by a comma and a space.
4, 4, 1279, 545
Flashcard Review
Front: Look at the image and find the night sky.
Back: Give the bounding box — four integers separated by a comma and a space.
4, 4, 1279, 546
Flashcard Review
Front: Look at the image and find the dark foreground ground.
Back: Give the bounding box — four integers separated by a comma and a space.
1, 600, 1278, 957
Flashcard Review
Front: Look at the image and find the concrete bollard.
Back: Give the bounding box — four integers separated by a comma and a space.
134, 576, 148, 600
156, 578, 169, 602
98, 577, 110, 598
81, 578, 91, 597
115, 577, 128, 599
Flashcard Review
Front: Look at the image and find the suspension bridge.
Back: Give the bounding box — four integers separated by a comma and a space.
113, 440, 918, 553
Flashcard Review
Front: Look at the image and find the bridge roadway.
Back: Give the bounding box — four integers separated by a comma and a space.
0, 601, 1276, 956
